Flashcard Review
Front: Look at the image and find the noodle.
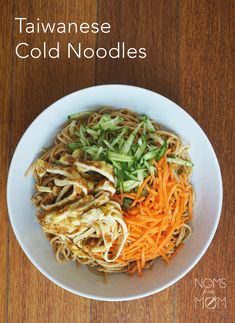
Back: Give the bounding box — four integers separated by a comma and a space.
28, 107, 194, 275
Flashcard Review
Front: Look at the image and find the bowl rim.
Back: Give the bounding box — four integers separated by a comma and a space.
7, 84, 223, 301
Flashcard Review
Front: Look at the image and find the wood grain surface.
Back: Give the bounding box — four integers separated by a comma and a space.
0, 1, 234, 322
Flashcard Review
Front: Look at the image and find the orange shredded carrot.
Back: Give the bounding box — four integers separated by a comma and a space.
117, 155, 193, 275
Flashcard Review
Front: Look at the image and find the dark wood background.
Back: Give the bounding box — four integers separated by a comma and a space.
1, 1, 234, 322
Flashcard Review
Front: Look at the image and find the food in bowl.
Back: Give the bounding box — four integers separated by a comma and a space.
27, 107, 194, 276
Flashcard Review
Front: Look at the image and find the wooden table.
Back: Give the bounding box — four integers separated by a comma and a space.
1, 1, 234, 322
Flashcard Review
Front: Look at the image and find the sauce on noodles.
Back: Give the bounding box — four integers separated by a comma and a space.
27, 107, 194, 276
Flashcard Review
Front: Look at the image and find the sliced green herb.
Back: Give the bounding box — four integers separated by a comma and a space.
110, 127, 128, 147
122, 180, 140, 192
103, 139, 115, 151
141, 148, 160, 162
95, 114, 124, 131
156, 141, 167, 161
93, 146, 103, 160
120, 122, 143, 154
68, 142, 80, 151
135, 136, 147, 160
68, 111, 91, 120
108, 151, 134, 163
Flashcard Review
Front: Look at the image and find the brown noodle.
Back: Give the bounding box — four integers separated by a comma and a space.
28, 107, 194, 274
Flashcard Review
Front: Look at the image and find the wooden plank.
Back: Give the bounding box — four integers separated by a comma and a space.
96, 0, 179, 102
3, 1, 234, 322
176, 1, 235, 322
8, 1, 96, 322
0, 1, 13, 322
91, 292, 175, 323
92, 1, 179, 321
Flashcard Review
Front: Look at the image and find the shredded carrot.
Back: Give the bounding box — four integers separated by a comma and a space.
117, 155, 193, 275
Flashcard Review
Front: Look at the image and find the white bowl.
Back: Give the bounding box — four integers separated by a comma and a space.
7, 85, 222, 301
